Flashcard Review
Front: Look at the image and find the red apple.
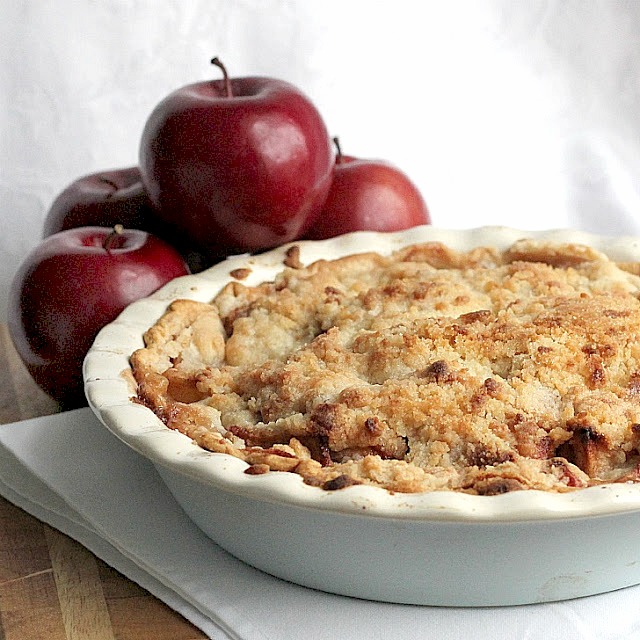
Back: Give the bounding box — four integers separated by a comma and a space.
8, 226, 189, 408
139, 57, 334, 259
42, 166, 155, 237
304, 138, 431, 239
42, 166, 211, 273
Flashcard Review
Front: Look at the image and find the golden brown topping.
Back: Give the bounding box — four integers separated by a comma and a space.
474, 477, 525, 496
230, 267, 252, 280
245, 464, 270, 475
283, 245, 303, 269
322, 474, 360, 491
131, 239, 640, 494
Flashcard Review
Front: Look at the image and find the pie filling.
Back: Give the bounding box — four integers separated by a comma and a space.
131, 238, 640, 494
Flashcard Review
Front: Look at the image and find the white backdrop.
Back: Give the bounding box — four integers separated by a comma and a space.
3, 0, 640, 321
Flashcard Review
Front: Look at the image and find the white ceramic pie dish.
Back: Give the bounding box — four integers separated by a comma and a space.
84, 225, 640, 606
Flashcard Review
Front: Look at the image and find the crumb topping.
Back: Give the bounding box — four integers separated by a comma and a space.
131, 239, 640, 494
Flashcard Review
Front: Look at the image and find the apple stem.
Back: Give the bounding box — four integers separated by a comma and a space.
104, 224, 124, 254
211, 57, 233, 98
332, 137, 344, 164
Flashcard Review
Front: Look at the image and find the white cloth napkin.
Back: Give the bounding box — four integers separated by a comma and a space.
0, 409, 639, 640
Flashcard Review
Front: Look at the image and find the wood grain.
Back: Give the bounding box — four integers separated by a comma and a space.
0, 324, 208, 639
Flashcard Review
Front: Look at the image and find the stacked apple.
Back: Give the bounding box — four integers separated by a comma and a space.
9, 58, 430, 408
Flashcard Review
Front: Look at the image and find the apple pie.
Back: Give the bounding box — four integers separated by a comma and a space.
130, 238, 640, 494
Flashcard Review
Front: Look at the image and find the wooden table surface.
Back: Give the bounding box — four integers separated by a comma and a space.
0, 324, 208, 640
